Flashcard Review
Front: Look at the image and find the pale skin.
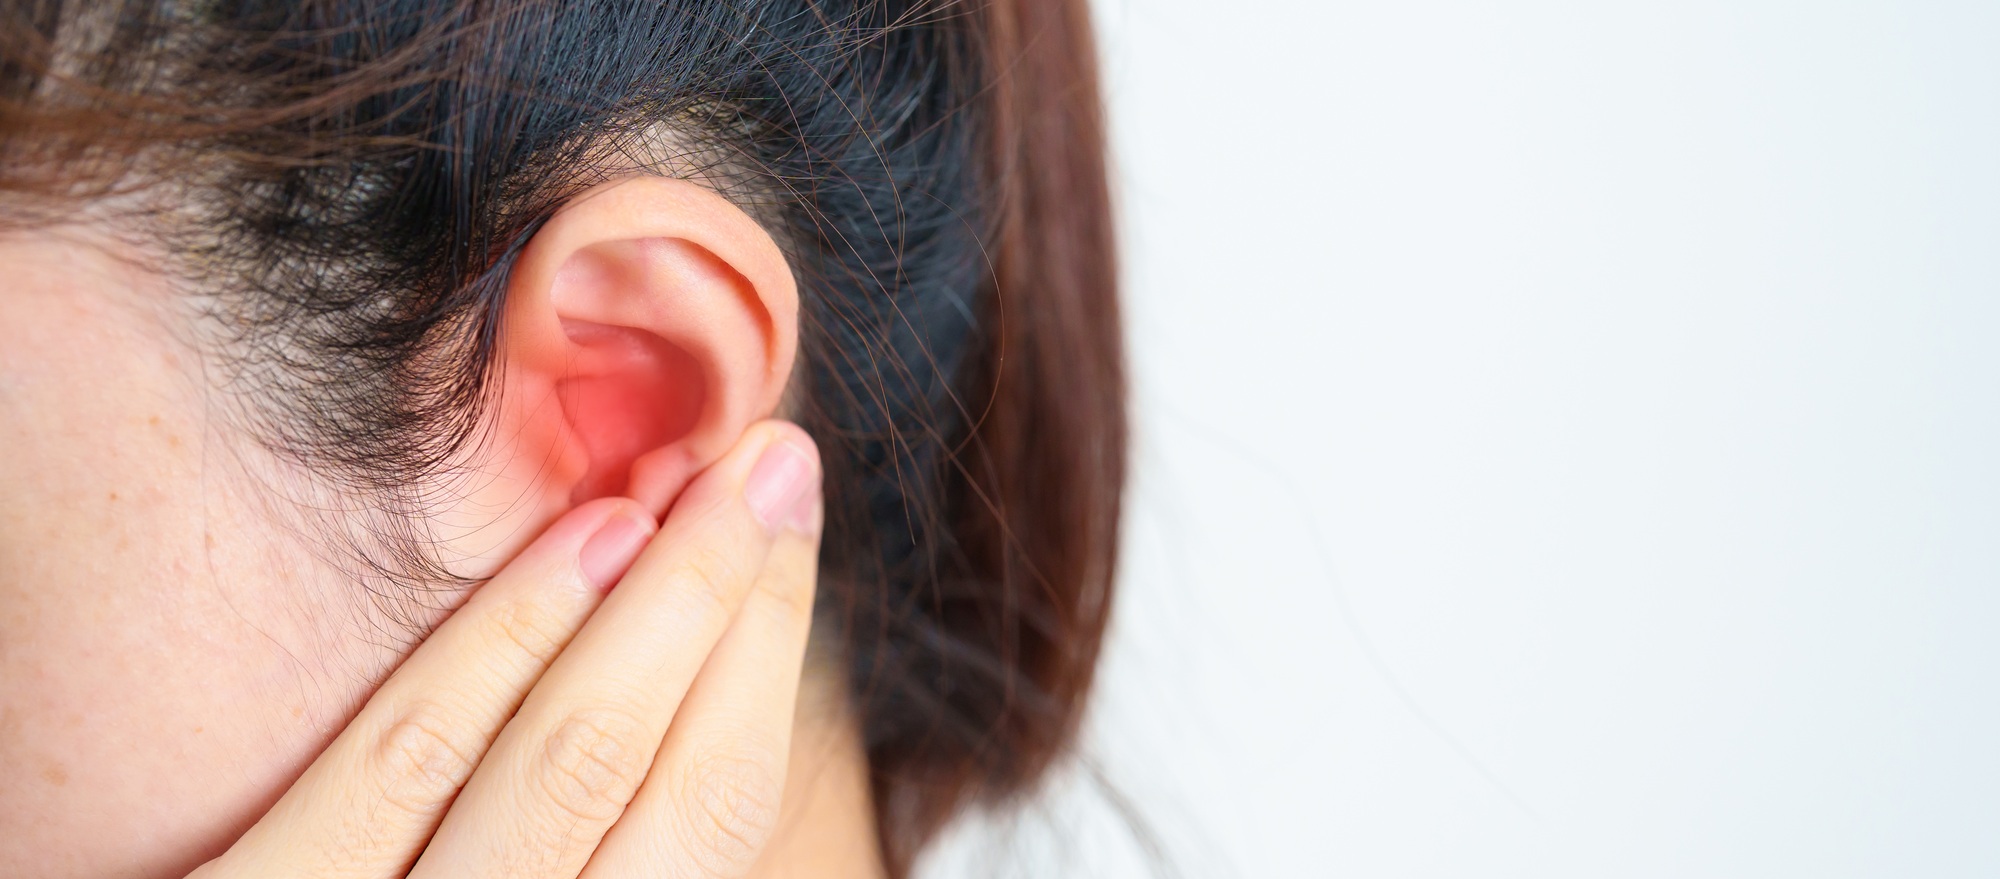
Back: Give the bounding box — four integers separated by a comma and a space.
0, 177, 886, 877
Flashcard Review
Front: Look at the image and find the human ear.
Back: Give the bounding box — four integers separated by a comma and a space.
454, 176, 798, 560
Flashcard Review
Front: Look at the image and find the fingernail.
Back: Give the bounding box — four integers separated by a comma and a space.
579, 510, 654, 590
744, 439, 817, 533
784, 478, 823, 534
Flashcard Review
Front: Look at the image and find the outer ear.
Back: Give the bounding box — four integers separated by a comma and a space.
453, 176, 797, 562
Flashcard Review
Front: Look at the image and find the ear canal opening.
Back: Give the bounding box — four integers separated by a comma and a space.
555, 318, 709, 505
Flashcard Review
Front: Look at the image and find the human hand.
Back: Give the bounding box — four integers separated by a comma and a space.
189, 421, 823, 879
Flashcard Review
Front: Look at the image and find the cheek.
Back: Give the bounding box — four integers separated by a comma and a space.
0, 271, 390, 879
0, 500, 350, 878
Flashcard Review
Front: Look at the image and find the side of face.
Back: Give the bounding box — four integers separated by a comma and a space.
0, 177, 800, 879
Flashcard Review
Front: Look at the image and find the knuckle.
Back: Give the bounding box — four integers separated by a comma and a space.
372, 701, 483, 817
533, 708, 655, 825
675, 745, 783, 874
673, 546, 744, 617
752, 567, 816, 623
480, 596, 573, 668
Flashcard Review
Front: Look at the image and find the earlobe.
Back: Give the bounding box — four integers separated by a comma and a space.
491, 176, 799, 521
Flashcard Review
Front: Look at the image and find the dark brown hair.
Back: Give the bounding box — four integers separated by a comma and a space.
0, 0, 1121, 873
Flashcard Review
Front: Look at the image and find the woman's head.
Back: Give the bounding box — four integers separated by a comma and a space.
0, 0, 1120, 874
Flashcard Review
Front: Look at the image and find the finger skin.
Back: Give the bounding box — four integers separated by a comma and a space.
192, 497, 655, 879
407, 421, 819, 879
579, 495, 822, 879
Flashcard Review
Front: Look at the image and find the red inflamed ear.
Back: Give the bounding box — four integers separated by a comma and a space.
435, 176, 799, 575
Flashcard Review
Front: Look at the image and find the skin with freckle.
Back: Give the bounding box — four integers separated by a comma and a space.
0, 217, 747, 876
0, 234, 375, 877
0, 189, 882, 879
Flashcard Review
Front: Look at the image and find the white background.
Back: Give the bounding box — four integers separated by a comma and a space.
923, 1, 2000, 877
